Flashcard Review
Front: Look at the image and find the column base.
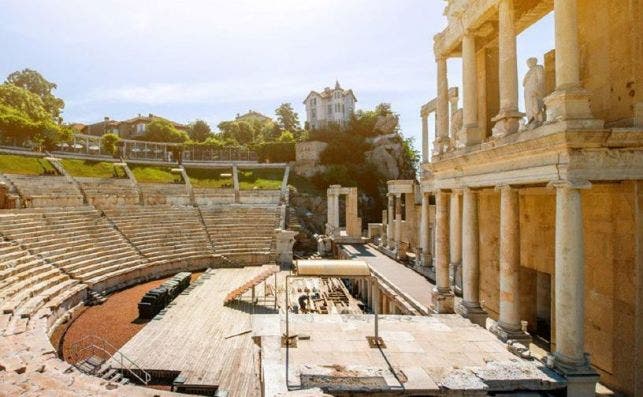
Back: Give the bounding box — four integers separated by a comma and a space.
491, 109, 525, 137
549, 352, 599, 397
461, 125, 484, 147
455, 302, 488, 327
487, 319, 532, 345
544, 86, 603, 126
430, 288, 454, 314
432, 136, 451, 155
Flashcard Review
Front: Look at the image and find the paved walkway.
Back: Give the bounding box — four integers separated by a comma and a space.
341, 243, 437, 313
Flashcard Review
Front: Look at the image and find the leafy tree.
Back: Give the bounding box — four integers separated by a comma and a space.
5, 69, 64, 119
0, 83, 50, 122
235, 121, 255, 145
101, 133, 120, 155
140, 119, 189, 143
218, 120, 240, 141
275, 103, 300, 134
278, 130, 295, 143
188, 119, 212, 142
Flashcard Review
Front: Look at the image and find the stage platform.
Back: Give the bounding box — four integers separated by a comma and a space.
255, 313, 566, 395
114, 266, 278, 396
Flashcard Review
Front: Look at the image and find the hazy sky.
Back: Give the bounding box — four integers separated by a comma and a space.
0, 1, 554, 151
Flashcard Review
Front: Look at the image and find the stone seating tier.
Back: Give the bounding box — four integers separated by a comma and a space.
6, 175, 84, 208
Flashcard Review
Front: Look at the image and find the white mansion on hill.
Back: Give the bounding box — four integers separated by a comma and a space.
303, 81, 357, 130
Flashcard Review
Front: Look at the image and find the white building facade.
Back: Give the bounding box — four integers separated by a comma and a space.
303, 81, 357, 130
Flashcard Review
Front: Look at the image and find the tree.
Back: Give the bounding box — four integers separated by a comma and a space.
235, 121, 255, 145
0, 83, 50, 122
188, 119, 212, 142
278, 130, 295, 143
5, 69, 64, 119
141, 119, 189, 143
275, 103, 300, 134
101, 133, 120, 156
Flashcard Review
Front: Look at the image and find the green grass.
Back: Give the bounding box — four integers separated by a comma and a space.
59, 159, 126, 178
238, 169, 284, 190
0, 154, 57, 175
186, 167, 233, 188
128, 164, 181, 184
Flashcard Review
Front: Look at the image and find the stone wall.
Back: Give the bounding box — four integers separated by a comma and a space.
294, 141, 328, 177
578, 0, 643, 127
476, 183, 639, 395
239, 190, 282, 205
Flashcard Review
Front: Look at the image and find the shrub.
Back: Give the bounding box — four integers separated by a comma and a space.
256, 141, 295, 163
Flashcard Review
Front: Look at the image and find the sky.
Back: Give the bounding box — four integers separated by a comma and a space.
0, 0, 554, 152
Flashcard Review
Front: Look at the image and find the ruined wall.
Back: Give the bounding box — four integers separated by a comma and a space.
578, 0, 643, 126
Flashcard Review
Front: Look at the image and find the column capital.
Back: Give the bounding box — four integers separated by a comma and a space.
462, 186, 480, 194
494, 184, 518, 192
548, 179, 592, 190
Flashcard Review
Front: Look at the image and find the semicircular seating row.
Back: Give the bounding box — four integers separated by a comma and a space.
0, 203, 282, 396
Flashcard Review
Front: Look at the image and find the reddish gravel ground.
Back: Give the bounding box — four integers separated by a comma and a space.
56, 273, 202, 364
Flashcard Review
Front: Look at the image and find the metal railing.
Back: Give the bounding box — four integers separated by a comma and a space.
69, 335, 151, 385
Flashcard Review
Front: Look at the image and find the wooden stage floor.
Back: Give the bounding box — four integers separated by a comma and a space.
115, 266, 277, 397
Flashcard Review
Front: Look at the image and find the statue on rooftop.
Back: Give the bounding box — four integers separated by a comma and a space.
450, 108, 463, 149
523, 57, 546, 128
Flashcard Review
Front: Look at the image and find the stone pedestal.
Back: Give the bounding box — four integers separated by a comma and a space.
431, 287, 455, 314
275, 229, 297, 266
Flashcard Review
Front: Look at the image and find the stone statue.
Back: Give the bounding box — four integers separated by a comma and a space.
523, 57, 546, 128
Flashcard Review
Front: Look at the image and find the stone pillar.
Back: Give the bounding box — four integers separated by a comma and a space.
371, 281, 380, 314
550, 180, 598, 395
421, 115, 429, 163
431, 190, 454, 313
456, 188, 487, 326
346, 187, 361, 238
543, 0, 599, 125
381, 294, 389, 314
491, 0, 524, 137
420, 192, 431, 267
394, 194, 402, 255
434, 56, 450, 154
326, 187, 340, 236
491, 185, 529, 342
462, 32, 481, 145
387, 194, 395, 251
449, 191, 462, 290
381, 209, 388, 247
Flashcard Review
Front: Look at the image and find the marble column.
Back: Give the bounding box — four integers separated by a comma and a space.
544, 0, 597, 123
462, 32, 481, 146
394, 194, 402, 256
434, 56, 450, 154
420, 192, 431, 267
456, 188, 487, 326
550, 180, 598, 394
431, 190, 454, 313
389, 300, 397, 315
421, 115, 429, 163
387, 194, 395, 250
449, 192, 463, 290
492, 185, 529, 342
381, 294, 388, 314
492, 0, 524, 137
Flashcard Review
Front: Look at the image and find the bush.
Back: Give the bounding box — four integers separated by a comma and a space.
101, 133, 120, 156
256, 141, 295, 163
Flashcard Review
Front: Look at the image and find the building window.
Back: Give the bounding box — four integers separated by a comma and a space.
327, 104, 332, 115
312, 109, 317, 119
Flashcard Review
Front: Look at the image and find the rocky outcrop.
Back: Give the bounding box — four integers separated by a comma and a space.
364, 133, 405, 180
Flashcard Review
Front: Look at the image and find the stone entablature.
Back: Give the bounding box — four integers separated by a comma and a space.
423, 129, 643, 190
386, 180, 415, 195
